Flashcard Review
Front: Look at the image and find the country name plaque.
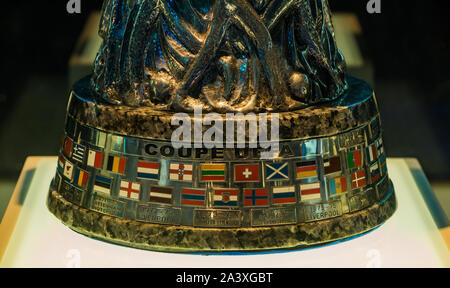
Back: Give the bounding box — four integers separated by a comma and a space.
90, 194, 126, 218
251, 208, 297, 227
193, 210, 242, 228
303, 201, 344, 222
136, 205, 181, 225
47, 0, 397, 252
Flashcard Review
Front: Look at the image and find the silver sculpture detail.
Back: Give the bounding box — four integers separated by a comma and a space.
92, 0, 347, 112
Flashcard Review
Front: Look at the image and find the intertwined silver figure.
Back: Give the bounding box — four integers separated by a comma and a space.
92, 0, 347, 111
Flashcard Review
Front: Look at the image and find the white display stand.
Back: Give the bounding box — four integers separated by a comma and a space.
1, 158, 449, 268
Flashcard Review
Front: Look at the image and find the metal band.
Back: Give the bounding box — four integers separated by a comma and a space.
52, 115, 390, 228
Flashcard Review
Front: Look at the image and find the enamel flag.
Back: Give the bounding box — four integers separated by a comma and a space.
57, 155, 65, 174
72, 143, 86, 163
87, 150, 103, 169
328, 176, 348, 196
149, 186, 173, 204
300, 182, 321, 201
352, 170, 367, 189
201, 163, 226, 182
169, 163, 193, 182
119, 180, 141, 201
106, 155, 127, 174
370, 162, 381, 183
380, 154, 387, 176
94, 175, 112, 195
63, 160, 74, 180
137, 161, 160, 180
347, 150, 362, 169
324, 157, 341, 175
366, 143, 378, 164
244, 189, 269, 207
181, 188, 206, 207
55, 173, 62, 191
377, 138, 385, 157
63, 137, 73, 157
272, 186, 296, 205
296, 160, 318, 180
265, 162, 289, 181
213, 188, 239, 207
73, 168, 89, 189
234, 164, 260, 183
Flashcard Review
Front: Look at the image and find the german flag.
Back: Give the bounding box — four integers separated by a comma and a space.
106, 155, 127, 174
296, 160, 318, 180
201, 163, 226, 182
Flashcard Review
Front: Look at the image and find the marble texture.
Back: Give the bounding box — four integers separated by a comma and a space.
47, 182, 396, 253
69, 76, 377, 141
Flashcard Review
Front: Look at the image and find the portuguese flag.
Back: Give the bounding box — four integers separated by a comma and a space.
347, 150, 362, 169
201, 163, 226, 182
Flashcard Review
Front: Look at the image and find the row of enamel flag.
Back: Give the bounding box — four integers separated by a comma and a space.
61, 137, 385, 183
57, 137, 387, 206
58, 165, 385, 207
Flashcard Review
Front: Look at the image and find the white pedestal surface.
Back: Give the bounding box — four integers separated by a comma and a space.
1, 158, 449, 268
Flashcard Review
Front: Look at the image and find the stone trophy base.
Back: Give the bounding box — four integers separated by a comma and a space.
47, 184, 396, 253
47, 76, 397, 253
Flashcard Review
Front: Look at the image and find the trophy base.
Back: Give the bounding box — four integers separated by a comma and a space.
47, 182, 396, 253
47, 75, 397, 253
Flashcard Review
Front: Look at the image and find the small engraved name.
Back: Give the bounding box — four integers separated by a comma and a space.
194, 210, 241, 227
376, 176, 389, 201
304, 201, 343, 222
339, 129, 365, 148
136, 205, 181, 225
349, 189, 377, 212
61, 182, 83, 205
91, 194, 126, 218
251, 207, 297, 227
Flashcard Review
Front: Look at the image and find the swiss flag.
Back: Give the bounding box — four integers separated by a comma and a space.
234, 164, 260, 182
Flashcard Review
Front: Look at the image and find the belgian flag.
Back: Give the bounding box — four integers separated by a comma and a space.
106, 155, 127, 174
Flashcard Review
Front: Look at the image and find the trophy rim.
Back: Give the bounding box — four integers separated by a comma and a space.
47, 181, 396, 253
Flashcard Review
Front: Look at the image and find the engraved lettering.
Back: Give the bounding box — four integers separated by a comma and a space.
251, 208, 296, 226
136, 205, 181, 225
91, 194, 126, 217
194, 210, 241, 227
304, 201, 343, 222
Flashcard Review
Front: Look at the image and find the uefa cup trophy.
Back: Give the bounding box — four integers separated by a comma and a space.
48, 0, 396, 252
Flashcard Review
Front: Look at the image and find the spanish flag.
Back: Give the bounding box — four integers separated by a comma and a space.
106, 155, 127, 174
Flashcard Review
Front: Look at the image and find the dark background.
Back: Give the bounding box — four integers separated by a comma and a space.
0, 0, 449, 181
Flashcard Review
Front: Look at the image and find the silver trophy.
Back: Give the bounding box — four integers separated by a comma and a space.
48, 0, 396, 252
